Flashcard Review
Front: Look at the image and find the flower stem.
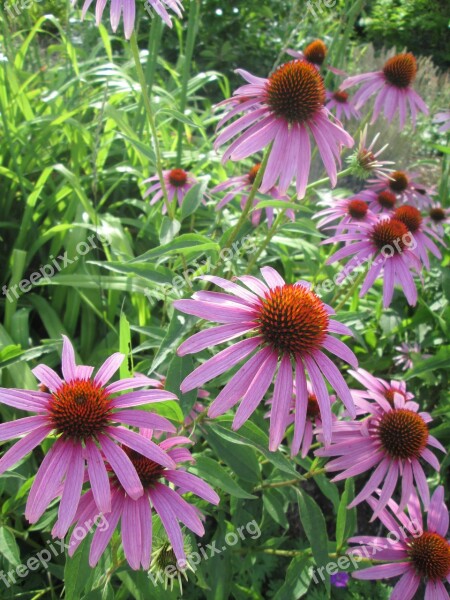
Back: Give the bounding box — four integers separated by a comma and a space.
210, 144, 272, 278
129, 32, 173, 219
175, 0, 200, 167
245, 211, 287, 274
332, 265, 368, 310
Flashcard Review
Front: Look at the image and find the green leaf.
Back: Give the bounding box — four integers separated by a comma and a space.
191, 456, 256, 499
212, 419, 302, 478
164, 354, 197, 417
336, 479, 356, 551
204, 428, 261, 483
273, 555, 313, 600
405, 346, 450, 379
180, 179, 209, 221
159, 218, 181, 245
131, 234, 219, 262
0, 527, 20, 566
263, 488, 289, 528
119, 312, 133, 380
297, 490, 330, 595
63, 537, 92, 600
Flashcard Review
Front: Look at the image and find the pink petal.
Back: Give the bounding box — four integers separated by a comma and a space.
0, 425, 52, 475
85, 439, 111, 514
94, 353, 124, 386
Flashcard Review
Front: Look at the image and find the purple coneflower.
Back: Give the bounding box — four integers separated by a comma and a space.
433, 111, 450, 133
286, 39, 328, 69
316, 368, 445, 517
393, 342, 431, 372
340, 52, 428, 129
324, 216, 422, 307
368, 170, 435, 207
214, 60, 354, 199
265, 381, 335, 458
74, 0, 183, 39
346, 125, 394, 180
66, 434, 219, 569
211, 163, 295, 227
392, 205, 444, 269
314, 195, 376, 233
326, 89, 360, 120
425, 204, 450, 236
355, 189, 399, 214
174, 268, 357, 448
143, 169, 198, 214
349, 487, 450, 600
0, 336, 178, 536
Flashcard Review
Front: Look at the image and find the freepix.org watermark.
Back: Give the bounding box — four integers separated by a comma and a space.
0, 513, 109, 589
143, 235, 257, 303
309, 517, 423, 584
314, 230, 417, 298
2, 232, 110, 303
149, 519, 261, 587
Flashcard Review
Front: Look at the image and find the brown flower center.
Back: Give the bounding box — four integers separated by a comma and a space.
332, 90, 349, 103
377, 190, 397, 209
383, 53, 417, 89
348, 199, 369, 219
247, 164, 261, 185
393, 206, 422, 233
123, 447, 166, 488
371, 219, 409, 253
168, 169, 188, 187
384, 387, 406, 407
266, 60, 326, 124
257, 284, 329, 356
48, 380, 112, 439
377, 408, 428, 459
307, 394, 321, 419
388, 171, 409, 193
304, 39, 327, 66
407, 532, 450, 581
429, 207, 445, 223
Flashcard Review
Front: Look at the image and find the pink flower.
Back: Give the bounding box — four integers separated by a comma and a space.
174, 267, 357, 448
66, 434, 219, 569
434, 111, 450, 133
214, 60, 354, 199
265, 381, 336, 457
286, 39, 328, 69
326, 89, 361, 120
0, 336, 178, 537
314, 195, 376, 233
393, 342, 431, 371
392, 205, 444, 269
324, 216, 422, 307
354, 189, 399, 214
316, 368, 445, 518
340, 52, 428, 129
143, 169, 199, 214
349, 486, 450, 600
368, 169, 435, 207
211, 163, 295, 227
346, 125, 394, 180
425, 204, 450, 236
73, 0, 183, 39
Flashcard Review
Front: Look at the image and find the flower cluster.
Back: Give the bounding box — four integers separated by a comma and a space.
0, 336, 218, 570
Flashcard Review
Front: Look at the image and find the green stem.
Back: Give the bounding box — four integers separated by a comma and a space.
332, 266, 367, 310
136, 16, 164, 137
245, 211, 287, 274
210, 145, 272, 278
175, 0, 200, 168
129, 32, 173, 219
